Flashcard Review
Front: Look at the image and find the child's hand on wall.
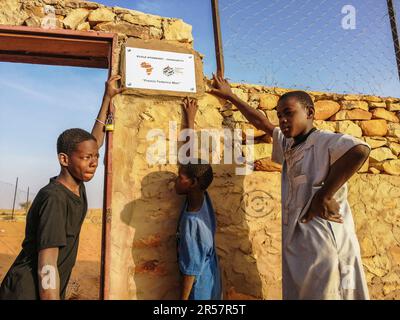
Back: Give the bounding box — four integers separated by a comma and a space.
301, 190, 343, 224
91, 74, 124, 149
105, 75, 123, 99
207, 73, 234, 101
182, 97, 198, 126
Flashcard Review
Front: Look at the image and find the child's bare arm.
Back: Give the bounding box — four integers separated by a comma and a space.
182, 97, 198, 130
181, 275, 196, 300
302, 144, 370, 223
208, 74, 276, 136
38, 248, 61, 300
91, 75, 123, 149
180, 97, 198, 158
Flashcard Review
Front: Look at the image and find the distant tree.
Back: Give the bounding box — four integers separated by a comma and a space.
19, 200, 32, 212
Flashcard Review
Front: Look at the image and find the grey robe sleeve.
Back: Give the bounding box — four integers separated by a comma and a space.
327, 133, 371, 166
272, 127, 286, 164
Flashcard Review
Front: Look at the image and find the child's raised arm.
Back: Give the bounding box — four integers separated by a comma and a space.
182, 97, 198, 130
208, 74, 276, 137
180, 97, 198, 159
91, 75, 123, 149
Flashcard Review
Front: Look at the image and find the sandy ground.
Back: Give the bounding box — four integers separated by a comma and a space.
0, 216, 101, 300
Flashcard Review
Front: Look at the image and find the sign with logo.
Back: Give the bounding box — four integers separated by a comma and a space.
125, 47, 197, 93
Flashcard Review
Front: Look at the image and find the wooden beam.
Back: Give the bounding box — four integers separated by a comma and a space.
0, 25, 115, 41
211, 0, 225, 78
0, 25, 114, 69
387, 0, 400, 81
0, 33, 110, 57
0, 52, 108, 68
100, 33, 118, 301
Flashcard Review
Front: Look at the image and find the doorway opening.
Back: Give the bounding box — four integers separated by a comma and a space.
0, 26, 116, 300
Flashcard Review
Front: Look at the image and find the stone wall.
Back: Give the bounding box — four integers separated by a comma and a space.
2, 0, 400, 300
0, 0, 193, 44
229, 83, 400, 175
109, 88, 400, 300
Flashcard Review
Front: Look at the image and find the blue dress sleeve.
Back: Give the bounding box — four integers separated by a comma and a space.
178, 217, 211, 276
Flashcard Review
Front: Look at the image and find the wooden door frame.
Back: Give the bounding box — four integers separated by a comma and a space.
0, 25, 117, 300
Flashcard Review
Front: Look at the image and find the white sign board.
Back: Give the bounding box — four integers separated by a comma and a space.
125, 47, 196, 93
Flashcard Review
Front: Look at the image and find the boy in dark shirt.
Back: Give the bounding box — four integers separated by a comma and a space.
0, 75, 122, 300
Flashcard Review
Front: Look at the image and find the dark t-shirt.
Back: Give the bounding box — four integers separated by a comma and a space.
0, 177, 87, 300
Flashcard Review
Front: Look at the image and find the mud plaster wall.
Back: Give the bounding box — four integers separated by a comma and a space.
2, 0, 400, 300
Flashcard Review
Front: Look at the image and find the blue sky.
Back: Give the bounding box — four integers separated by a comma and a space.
219, 0, 400, 95
1, 0, 399, 208
0, 63, 107, 208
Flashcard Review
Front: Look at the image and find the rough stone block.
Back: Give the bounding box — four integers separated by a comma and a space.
63, 8, 89, 29
88, 7, 115, 24
336, 120, 362, 137
340, 100, 369, 111
369, 147, 397, 162
359, 120, 388, 137
314, 100, 340, 120
258, 94, 279, 110
330, 109, 372, 121
372, 108, 399, 123
163, 19, 193, 43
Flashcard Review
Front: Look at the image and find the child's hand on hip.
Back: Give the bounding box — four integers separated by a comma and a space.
301, 190, 343, 224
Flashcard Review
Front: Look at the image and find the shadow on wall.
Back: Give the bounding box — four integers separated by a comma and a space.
120, 171, 182, 299
120, 163, 263, 299
210, 165, 264, 299
118, 100, 263, 299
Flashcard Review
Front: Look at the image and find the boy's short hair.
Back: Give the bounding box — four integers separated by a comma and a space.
278, 91, 314, 112
180, 158, 214, 190
57, 128, 97, 155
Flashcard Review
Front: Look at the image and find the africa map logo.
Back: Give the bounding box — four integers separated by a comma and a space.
140, 62, 153, 75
